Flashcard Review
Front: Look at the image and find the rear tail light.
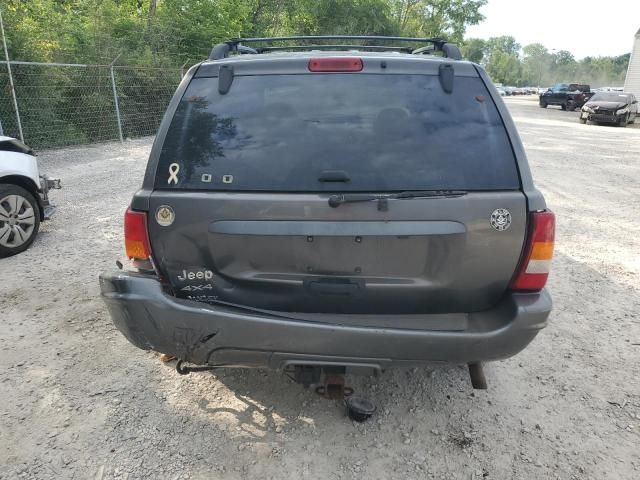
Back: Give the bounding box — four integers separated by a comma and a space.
124, 208, 151, 260
308, 57, 363, 72
510, 210, 555, 291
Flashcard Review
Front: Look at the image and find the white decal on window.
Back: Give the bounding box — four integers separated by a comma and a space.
168, 163, 180, 185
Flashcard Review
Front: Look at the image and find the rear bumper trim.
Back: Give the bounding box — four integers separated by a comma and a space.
99, 271, 552, 369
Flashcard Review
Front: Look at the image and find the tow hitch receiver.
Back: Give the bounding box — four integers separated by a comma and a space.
314, 368, 354, 400
315, 374, 354, 399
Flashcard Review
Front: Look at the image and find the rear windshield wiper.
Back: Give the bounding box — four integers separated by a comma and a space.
328, 190, 467, 210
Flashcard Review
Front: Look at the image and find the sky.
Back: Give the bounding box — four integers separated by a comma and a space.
466, 0, 640, 59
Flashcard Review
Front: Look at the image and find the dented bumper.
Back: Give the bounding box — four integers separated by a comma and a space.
99, 271, 552, 370
39, 175, 61, 220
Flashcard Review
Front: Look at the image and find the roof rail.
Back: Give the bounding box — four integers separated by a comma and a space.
208, 35, 462, 61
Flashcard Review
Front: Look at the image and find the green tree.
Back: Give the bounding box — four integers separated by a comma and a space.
482, 36, 521, 84
522, 43, 550, 86
461, 37, 485, 63
389, 0, 486, 42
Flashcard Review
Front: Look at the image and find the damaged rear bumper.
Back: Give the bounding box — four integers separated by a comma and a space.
39, 175, 61, 220
99, 271, 552, 370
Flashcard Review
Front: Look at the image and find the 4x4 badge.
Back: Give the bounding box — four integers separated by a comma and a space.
156, 205, 175, 227
490, 208, 511, 231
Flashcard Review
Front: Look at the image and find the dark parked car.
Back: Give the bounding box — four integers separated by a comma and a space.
539, 83, 592, 110
100, 36, 554, 389
580, 92, 638, 126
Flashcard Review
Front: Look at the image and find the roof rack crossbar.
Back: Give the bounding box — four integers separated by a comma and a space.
209, 35, 461, 60
255, 45, 414, 53
411, 46, 435, 55
237, 45, 258, 55
233, 35, 445, 45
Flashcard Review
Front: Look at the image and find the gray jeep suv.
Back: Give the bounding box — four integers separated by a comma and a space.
100, 36, 554, 385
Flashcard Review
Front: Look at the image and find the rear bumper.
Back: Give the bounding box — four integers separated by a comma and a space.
99, 271, 552, 370
38, 175, 61, 220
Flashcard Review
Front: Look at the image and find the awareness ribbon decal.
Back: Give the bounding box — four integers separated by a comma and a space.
168, 163, 180, 185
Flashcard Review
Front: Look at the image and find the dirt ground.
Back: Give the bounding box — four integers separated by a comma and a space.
1, 97, 639, 480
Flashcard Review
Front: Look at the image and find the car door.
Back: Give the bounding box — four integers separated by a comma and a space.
549, 84, 564, 104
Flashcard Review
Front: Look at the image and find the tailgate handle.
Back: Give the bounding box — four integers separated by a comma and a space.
318, 170, 350, 182
307, 278, 361, 296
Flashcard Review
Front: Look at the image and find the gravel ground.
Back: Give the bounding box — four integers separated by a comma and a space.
1, 97, 639, 480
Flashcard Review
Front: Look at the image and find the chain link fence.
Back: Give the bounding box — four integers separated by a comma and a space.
0, 61, 183, 149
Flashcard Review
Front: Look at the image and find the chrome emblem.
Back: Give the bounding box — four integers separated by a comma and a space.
156, 205, 175, 227
490, 208, 511, 231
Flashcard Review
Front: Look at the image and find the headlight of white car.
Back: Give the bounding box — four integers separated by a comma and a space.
582, 106, 594, 113
616, 107, 629, 115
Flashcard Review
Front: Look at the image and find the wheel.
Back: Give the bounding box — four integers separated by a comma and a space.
560, 103, 566, 110
539, 101, 547, 108
565, 101, 575, 112
0, 184, 41, 258
579, 117, 587, 124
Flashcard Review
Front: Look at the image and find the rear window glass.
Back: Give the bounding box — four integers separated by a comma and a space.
156, 74, 519, 191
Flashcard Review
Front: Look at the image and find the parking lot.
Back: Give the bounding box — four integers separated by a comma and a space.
1, 96, 639, 480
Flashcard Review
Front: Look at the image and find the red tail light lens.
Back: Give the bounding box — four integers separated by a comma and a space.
510, 210, 555, 291
124, 208, 151, 260
308, 57, 363, 72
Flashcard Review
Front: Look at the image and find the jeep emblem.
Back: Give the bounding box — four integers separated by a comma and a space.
490, 208, 511, 231
155, 205, 175, 227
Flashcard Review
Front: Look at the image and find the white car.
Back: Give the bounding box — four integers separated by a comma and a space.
0, 136, 60, 257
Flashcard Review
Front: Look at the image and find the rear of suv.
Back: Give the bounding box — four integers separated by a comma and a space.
100, 36, 554, 382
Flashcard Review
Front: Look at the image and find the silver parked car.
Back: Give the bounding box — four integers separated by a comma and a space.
100, 36, 554, 389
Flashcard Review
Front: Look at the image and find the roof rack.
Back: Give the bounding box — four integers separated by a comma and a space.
208, 35, 462, 61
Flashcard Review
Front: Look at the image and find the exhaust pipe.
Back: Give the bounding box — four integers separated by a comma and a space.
468, 362, 487, 390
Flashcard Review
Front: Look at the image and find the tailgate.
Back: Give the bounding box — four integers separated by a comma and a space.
148, 191, 526, 314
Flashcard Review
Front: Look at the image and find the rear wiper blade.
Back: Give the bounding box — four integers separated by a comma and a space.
328, 190, 467, 209
393, 190, 467, 199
